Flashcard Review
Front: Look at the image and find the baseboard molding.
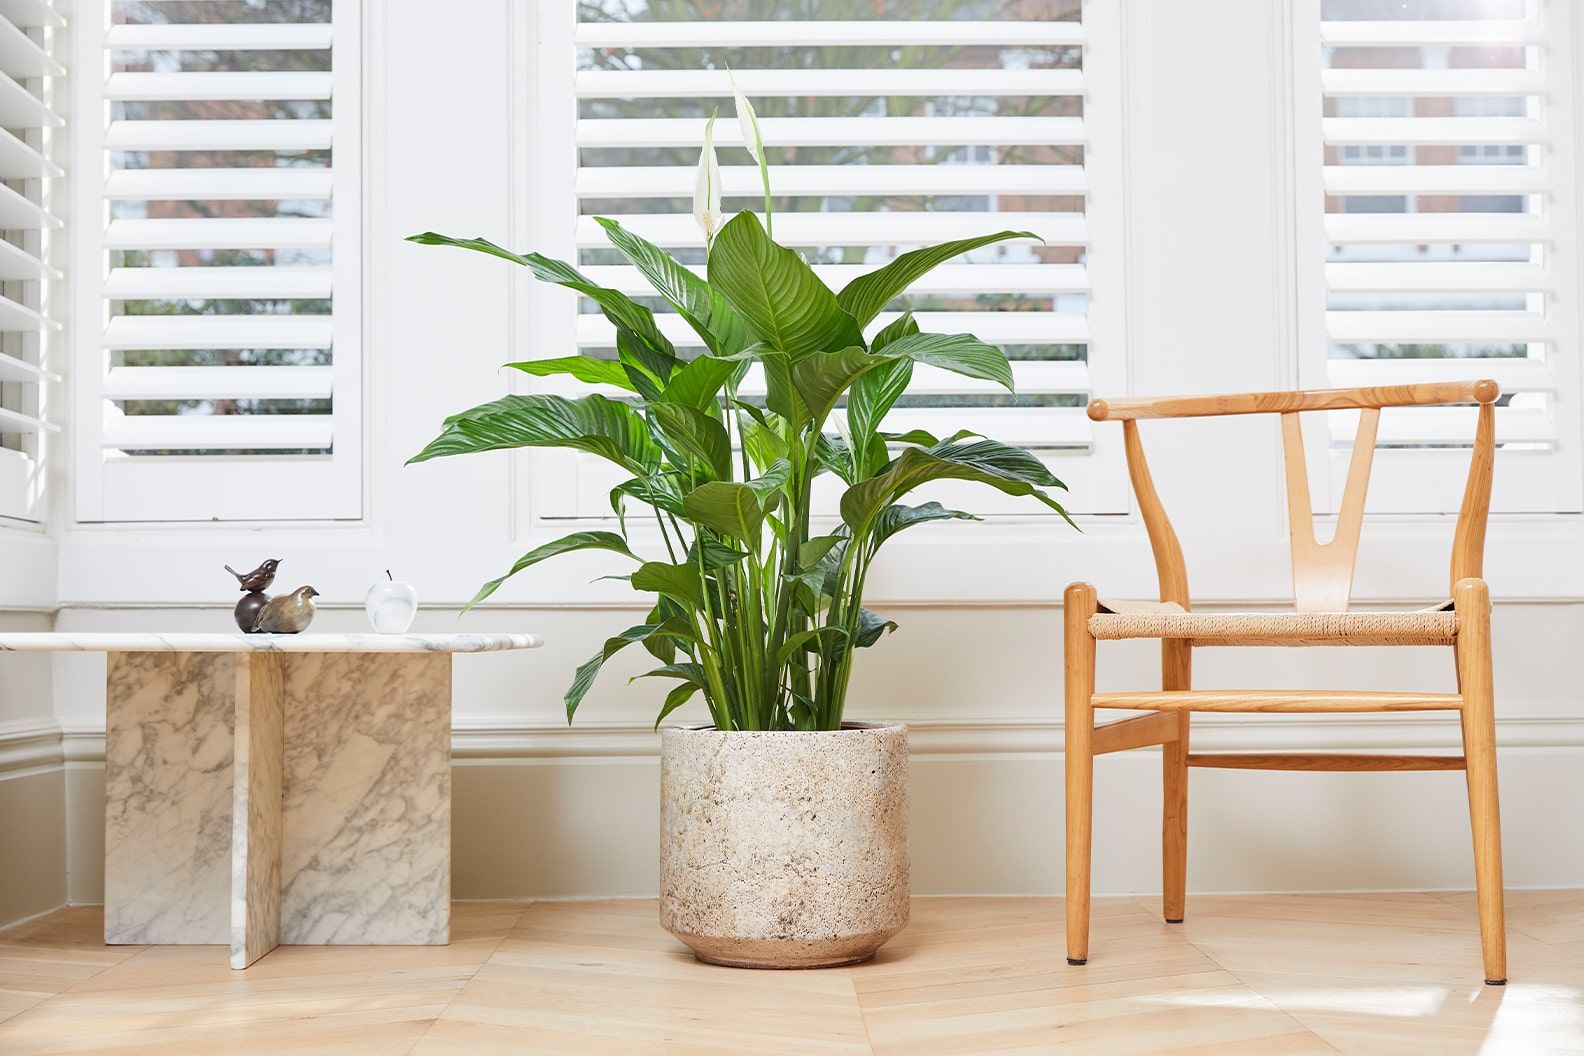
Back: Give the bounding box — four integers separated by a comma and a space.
0, 719, 65, 780
41, 710, 1584, 767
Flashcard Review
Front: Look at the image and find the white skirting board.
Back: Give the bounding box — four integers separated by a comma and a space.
37, 718, 1584, 903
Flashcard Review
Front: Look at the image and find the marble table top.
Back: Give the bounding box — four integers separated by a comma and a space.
0, 633, 543, 654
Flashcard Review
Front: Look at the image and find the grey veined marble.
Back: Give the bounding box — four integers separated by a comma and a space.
103, 650, 468, 965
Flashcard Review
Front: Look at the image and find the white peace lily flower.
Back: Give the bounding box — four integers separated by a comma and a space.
728, 68, 764, 165
693, 111, 722, 243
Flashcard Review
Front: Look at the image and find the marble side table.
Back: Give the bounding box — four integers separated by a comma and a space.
0, 633, 542, 968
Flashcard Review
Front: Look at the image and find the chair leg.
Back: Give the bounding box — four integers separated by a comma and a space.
1161, 641, 1191, 924
1064, 583, 1098, 966
1455, 577, 1506, 985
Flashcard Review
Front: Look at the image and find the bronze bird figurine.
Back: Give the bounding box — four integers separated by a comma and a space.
252, 586, 320, 634
225, 558, 281, 593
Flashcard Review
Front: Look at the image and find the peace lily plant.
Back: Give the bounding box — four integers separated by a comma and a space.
409, 79, 1071, 734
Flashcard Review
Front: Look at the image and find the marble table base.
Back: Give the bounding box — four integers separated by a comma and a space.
104, 651, 452, 968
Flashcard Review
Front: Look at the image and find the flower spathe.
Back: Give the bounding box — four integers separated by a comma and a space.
693, 111, 722, 243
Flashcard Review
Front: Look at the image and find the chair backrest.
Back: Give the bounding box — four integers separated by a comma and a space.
1086, 381, 1498, 612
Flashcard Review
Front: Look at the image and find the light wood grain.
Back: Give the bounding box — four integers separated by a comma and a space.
1088, 379, 1498, 421
1454, 577, 1507, 985
1091, 690, 1463, 712
1185, 753, 1466, 772
2, 895, 1578, 1054
1450, 401, 1495, 593
1281, 409, 1378, 613
1089, 712, 1180, 756
1063, 581, 1098, 967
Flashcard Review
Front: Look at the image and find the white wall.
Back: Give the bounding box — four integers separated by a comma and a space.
10, 0, 1584, 909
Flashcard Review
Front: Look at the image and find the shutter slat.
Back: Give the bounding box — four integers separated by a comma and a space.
0, 69, 61, 128
579, 163, 1084, 198
0, 0, 64, 29
0, 406, 56, 434
0, 124, 61, 178
104, 365, 334, 401
105, 265, 334, 300
105, 70, 335, 102
576, 68, 1083, 98
0, 291, 57, 332
0, 179, 58, 229
104, 23, 333, 51
104, 167, 334, 201
0, 15, 63, 77
0, 238, 59, 280
101, 414, 334, 451
1327, 357, 1552, 392
1323, 117, 1547, 146
1324, 213, 1549, 244
1323, 164, 1545, 196
577, 116, 1084, 148
105, 118, 334, 151
102, 315, 335, 350
1328, 406, 1554, 445
0, 351, 56, 383
1320, 20, 1543, 45
730, 360, 1089, 398
1325, 262, 1551, 293
105, 217, 334, 250
576, 211, 1082, 248
577, 310, 1086, 348
1326, 310, 1551, 343
581, 262, 1089, 297
573, 20, 1084, 48
1321, 68, 1543, 96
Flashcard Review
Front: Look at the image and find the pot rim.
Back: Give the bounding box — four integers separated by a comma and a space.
663, 720, 905, 735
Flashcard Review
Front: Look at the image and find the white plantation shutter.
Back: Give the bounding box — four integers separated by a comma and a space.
526, 1, 1126, 521
1295, 0, 1582, 513
0, 0, 61, 524
72, 0, 361, 522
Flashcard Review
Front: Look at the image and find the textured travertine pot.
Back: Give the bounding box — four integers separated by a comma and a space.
659, 722, 910, 969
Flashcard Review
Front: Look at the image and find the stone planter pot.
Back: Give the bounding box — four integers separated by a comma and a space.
659, 722, 910, 969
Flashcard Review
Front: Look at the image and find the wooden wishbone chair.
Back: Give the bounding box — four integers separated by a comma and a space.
1065, 380, 1505, 984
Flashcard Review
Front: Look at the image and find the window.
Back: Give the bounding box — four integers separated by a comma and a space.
0, 2, 63, 526
1295, 0, 1582, 514
525, 0, 1127, 522
71, 0, 361, 522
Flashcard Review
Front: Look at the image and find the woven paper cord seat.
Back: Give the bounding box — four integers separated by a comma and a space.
1090, 599, 1458, 646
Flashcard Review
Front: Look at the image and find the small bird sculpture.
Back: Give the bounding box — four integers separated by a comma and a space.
252, 586, 320, 634
225, 558, 281, 593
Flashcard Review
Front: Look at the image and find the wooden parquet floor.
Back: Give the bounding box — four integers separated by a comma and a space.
0, 892, 1580, 1055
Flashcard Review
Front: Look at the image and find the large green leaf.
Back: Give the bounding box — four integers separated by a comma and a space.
681, 481, 765, 541
856, 609, 899, 648
790, 346, 890, 425
760, 352, 807, 428
506, 356, 636, 392
409, 393, 659, 475
870, 310, 918, 352
840, 445, 1067, 533
659, 355, 741, 411
464, 531, 638, 613
869, 502, 981, 549
745, 458, 791, 502
847, 358, 912, 478
630, 561, 705, 608
594, 217, 748, 356
879, 332, 1013, 392
654, 681, 702, 729
688, 537, 751, 571
408, 231, 677, 364
835, 230, 1040, 326
706, 212, 863, 359
928, 438, 1066, 488
651, 403, 732, 480
610, 474, 684, 517
565, 620, 694, 722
